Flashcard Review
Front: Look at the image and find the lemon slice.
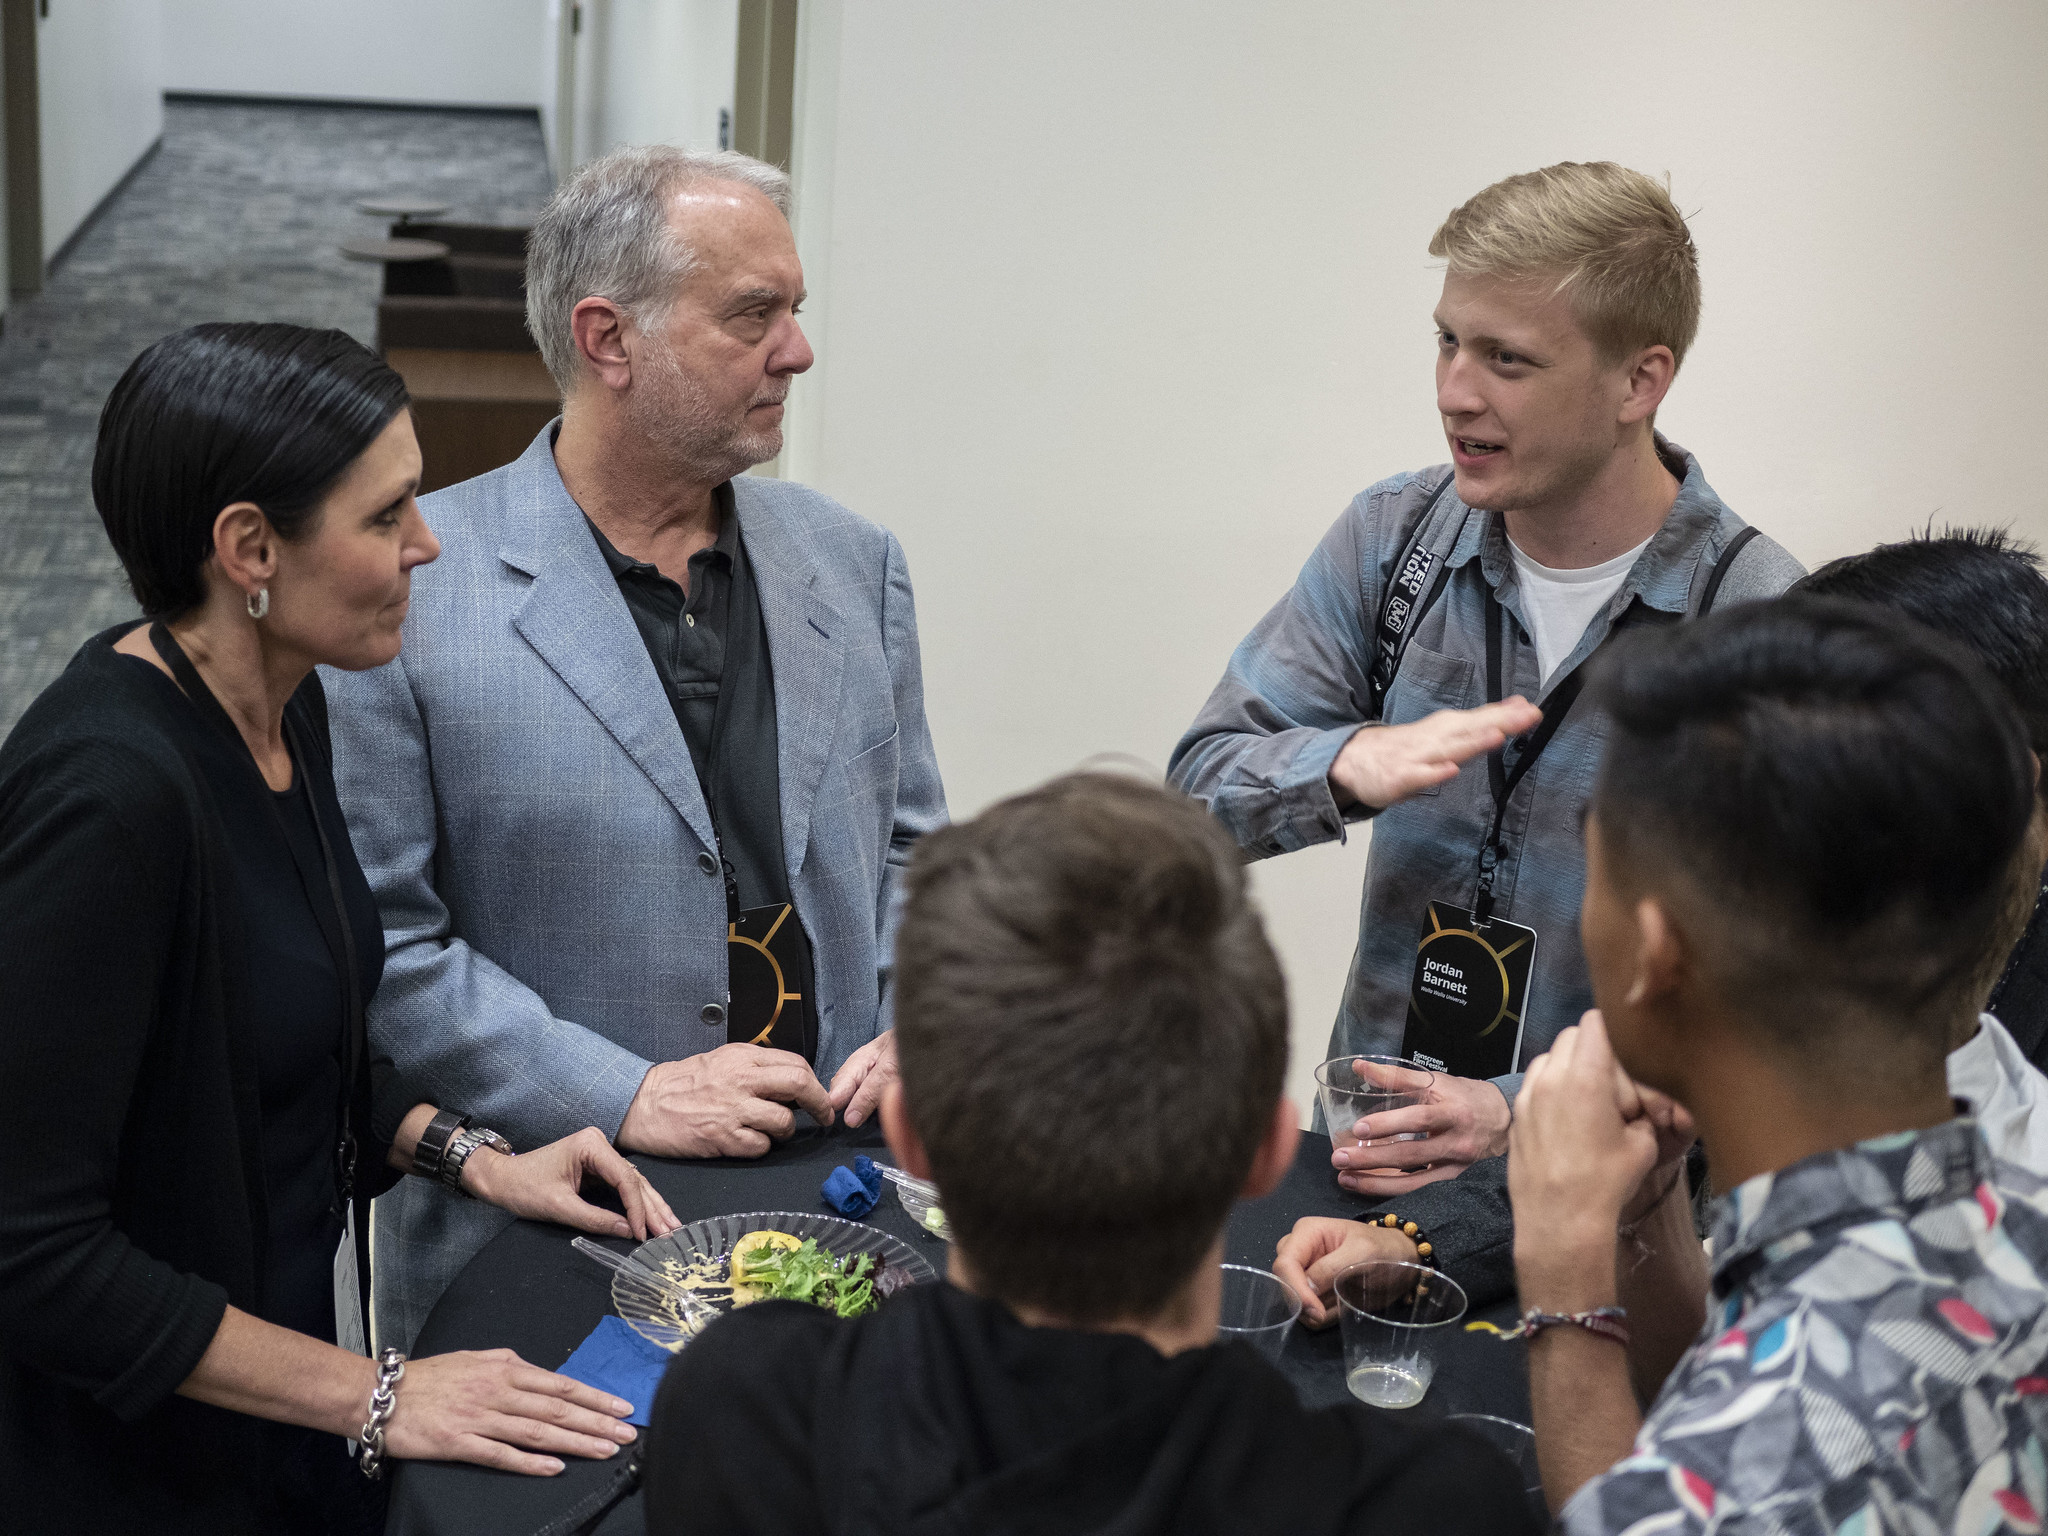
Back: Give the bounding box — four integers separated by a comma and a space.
728, 1229, 803, 1305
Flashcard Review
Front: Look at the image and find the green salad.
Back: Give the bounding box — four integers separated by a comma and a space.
732, 1236, 885, 1319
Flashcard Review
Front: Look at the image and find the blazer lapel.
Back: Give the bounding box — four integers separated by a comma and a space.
498, 445, 718, 854
734, 480, 846, 884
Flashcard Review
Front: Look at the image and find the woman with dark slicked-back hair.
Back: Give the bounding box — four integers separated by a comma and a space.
0, 324, 680, 1534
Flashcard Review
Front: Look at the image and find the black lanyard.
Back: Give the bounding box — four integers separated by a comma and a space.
1474, 586, 1593, 922
150, 624, 365, 1213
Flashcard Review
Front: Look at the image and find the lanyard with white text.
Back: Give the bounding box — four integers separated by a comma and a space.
1474, 585, 1592, 923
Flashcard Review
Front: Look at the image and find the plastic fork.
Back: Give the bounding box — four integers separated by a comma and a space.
570, 1236, 715, 1330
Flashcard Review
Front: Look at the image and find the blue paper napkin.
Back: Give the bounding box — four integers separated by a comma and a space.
556, 1314, 675, 1427
822, 1154, 884, 1217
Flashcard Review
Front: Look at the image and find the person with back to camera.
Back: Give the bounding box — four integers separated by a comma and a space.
0, 324, 684, 1535
1170, 163, 1805, 1314
1507, 595, 2048, 1526
1794, 528, 2048, 1171
640, 773, 1539, 1536
323, 144, 947, 1352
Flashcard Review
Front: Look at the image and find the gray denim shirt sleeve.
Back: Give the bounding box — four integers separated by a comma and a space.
1167, 478, 1423, 856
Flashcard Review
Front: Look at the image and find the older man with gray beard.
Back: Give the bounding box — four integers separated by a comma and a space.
324, 147, 948, 1349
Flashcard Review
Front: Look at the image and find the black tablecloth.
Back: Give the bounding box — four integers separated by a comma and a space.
387, 1124, 1529, 1536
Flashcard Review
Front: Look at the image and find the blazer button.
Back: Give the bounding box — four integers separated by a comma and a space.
701, 1002, 726, 1026
697, 852, 718, 875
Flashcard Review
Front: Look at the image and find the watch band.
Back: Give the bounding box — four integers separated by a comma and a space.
411, 1108, 469, 1180
441, 1126, 514, 1196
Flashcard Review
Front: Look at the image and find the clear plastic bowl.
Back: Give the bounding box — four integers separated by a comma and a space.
880, 1165, 952, 1241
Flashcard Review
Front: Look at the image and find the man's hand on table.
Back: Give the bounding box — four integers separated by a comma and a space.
1327, 697, 1543, 810
1273, 1217, 1420, 1329
827, 1030, 898, 1129
462, 1126, 679, 1239
1331, 1066, 1511, 1196
618, 1043, 836, 1159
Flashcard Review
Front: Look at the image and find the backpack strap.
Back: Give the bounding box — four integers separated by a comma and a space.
1367, 471, 1469, 719
1697, 525, 1762, 615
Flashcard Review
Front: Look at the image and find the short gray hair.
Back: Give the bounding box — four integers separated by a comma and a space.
525, 145, 793, 390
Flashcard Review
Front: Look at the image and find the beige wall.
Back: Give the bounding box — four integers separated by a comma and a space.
37, 0, 163, 261
163, 0, 551, 109
784, 0, 2048, 1118
555, 0, 737, 174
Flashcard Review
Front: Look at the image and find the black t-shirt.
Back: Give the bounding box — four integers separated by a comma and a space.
144, 661, 385, 1342
644, 1281, 1540, 1536
237, 771, 349, 1341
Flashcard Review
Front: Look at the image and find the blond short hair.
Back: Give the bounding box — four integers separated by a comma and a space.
1429, 162, 1701, 369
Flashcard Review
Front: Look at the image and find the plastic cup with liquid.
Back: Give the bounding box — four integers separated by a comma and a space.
1315, 1054, 1434, 1157
1334, 1259, 1467, 1409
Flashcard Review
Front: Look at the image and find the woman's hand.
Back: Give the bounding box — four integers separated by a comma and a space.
385, 1349, 639, 1475
1272, 1216, 1420, 1328
462, 1126, 680, 1241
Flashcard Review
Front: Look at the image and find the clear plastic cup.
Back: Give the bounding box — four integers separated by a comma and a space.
1315, 1054, 1434, 1155
1334, 1259, 1467, 1409
1215, 1264, 1301, 1362
1449, 1413, 1541, 1495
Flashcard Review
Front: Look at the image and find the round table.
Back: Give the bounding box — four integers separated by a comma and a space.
357, 197, 453, 223
338, 237, 454, 264
386, 1126, 1529, 1536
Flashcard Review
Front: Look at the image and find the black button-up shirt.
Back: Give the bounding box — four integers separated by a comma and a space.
586, 486, 740, 787
585, 487, 818, 1060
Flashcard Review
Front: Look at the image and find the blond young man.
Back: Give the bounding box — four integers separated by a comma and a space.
1169, 163, 1804, 1303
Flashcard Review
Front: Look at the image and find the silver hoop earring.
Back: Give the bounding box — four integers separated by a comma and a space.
246, 587, 269, 621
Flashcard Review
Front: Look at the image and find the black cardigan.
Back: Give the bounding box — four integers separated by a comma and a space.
0, 628, 408, 1532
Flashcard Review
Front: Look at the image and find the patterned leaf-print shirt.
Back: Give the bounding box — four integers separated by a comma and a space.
1563, 1119, 2048, 1534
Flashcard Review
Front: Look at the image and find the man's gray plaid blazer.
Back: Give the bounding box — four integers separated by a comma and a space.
324, 426, 947, 1348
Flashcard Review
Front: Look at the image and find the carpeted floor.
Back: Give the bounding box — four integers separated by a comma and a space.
0, 96, 553, 735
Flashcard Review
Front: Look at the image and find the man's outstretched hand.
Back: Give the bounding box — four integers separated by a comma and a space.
1327, 697, 1543, 811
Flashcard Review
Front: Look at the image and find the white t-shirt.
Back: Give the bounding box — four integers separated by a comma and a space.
1949, 1011, 2048, 1175
1507, 534, 1653, 689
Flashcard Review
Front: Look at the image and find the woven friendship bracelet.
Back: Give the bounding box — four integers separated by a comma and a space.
1467, 1305, 1630, 1345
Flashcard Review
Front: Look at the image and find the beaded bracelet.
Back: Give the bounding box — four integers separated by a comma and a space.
1365, 1211, 1433, 1261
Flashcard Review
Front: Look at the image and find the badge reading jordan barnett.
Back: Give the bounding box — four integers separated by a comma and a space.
1401, 901, 1537, 1081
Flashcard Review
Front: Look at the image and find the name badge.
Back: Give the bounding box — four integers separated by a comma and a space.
728, 902, 808, 1056
1401, 901, 1537, 1080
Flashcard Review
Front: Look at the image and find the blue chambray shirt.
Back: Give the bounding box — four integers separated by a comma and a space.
1564, 1119, 2048, 1533
1169, 438, 1803, 1101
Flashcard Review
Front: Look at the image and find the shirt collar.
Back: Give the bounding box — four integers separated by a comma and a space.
1706, 1117, 1991, 1300
583, 482, 740, 580
1454, 434, 1732, 618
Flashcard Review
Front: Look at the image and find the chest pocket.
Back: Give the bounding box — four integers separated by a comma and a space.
1380, 642, 1476, 798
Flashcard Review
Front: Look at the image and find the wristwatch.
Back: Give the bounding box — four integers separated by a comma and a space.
411, 1108, 469, 1181
441, 1124, 515, 1196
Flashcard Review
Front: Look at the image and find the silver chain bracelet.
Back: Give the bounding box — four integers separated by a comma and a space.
356, 1346, 407, 1480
